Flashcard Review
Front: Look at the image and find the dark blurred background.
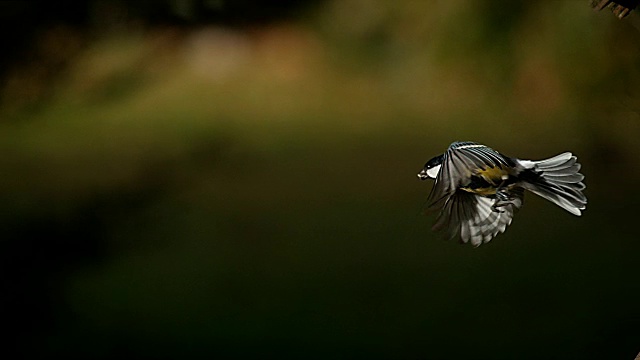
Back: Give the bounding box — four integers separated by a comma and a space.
1, 1, 639, 359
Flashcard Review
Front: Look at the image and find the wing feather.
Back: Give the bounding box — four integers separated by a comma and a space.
431, 188, 524, 246
426, 142, 513, 208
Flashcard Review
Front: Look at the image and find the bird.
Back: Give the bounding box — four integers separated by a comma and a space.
417, 141, 586, 246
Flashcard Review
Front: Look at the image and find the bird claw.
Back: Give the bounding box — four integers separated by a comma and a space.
492, 189, 512, 213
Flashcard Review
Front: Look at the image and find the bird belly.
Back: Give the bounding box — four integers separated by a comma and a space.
475, 166, 511, 186
460, 186, 497, 196
460, 169, 520, 196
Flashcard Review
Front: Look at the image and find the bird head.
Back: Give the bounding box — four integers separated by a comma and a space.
418, 154, 443, 180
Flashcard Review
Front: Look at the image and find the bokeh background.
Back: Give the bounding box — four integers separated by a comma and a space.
2, 1, 640, 358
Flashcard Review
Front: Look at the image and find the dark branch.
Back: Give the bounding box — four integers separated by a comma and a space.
592, 0, 638, 19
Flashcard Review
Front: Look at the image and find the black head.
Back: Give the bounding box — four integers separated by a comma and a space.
417, 154, 444, 180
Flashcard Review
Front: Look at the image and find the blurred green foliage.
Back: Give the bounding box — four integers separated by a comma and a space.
2, 1, 640, 359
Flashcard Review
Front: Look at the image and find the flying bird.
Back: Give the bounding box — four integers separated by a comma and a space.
417, 141, 587, 246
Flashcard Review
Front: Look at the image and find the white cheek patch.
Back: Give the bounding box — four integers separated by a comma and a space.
426, 164, 441, 178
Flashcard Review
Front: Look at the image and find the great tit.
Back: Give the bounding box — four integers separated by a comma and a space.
418, 141, 586, 246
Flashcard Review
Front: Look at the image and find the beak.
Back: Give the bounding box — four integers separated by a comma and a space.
417, 169, 429, 180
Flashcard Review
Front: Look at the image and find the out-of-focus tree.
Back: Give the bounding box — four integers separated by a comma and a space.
0, 0, 322, 109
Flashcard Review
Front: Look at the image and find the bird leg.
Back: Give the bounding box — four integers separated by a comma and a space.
491, 178, 511, 212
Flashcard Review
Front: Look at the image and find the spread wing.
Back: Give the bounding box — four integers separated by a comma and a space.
432, 188, 524, 246
426, 142, 514, 209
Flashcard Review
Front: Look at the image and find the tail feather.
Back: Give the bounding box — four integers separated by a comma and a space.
534, 152, 573, 169
525, 182, 585, 215
521, 153, 587, 216
542, 163, 581, 176
543, 172, 584, 183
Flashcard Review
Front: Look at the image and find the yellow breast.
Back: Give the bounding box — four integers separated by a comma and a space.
475, 166, 510, 185
461, 187, 497, 196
